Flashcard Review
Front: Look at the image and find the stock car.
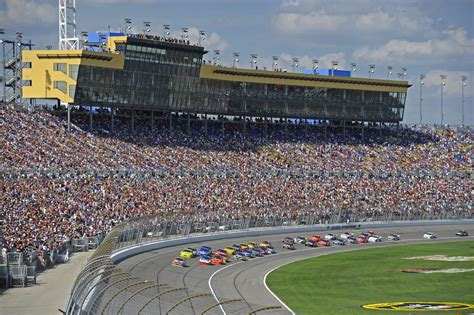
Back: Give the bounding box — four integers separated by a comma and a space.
346, 236, 357, 244
180, 249, 194, 259
324, 234, 336, 241
240, 243, 249, 251
332, 238, 346, 246
234, 251, 248, 261
294, 236, 307, 244
198, 255, 213, 265
241, 250, 255, 258
224, 246, 236, 255
357, 236, 368, 244
340, 232, 353, 240
247, 242, 257, 248
368, 235, 382, 243
259, 241, 272, 248
388, 234, 400, 241
264, 246, 276, 254
232, 244, 242, 251
305, 240, 317, 247
212, 255, 227, 265
423, 232, 437, 239
249, 248, 264, 257
215, 249, 229, 260
186, 248, 197, 256
198, 246, 212, 256
318, 240, 331, 247
456, 230, 469, 237
282, 237, 294, 243
307, 235, 321, 242
172, 257, 187, 267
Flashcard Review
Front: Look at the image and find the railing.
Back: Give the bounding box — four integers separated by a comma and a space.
64, 211, 473, 314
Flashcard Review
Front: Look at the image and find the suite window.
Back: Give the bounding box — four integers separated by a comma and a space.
53, 63, 67, 74
53, 81, 67, 93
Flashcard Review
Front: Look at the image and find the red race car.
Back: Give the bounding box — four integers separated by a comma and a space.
308, 235, 321, 242
211, 255, 226, 265
171, 257, 187, 267
318, 240, 331, 247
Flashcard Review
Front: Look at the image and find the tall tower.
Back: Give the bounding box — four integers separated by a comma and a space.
59, 0, 79, 50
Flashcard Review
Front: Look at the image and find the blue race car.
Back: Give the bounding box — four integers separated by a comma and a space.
198, 246, 212, 256
233, 251, 248, 261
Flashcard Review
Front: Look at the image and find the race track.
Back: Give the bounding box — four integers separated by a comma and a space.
118, 223, 474, 314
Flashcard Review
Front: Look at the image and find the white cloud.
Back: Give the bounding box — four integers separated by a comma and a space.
273, 0, 436, 40
353, 28, 474, 62
0, 0, 55, 26
273, 11, 347, 34
84, 0, 155, 4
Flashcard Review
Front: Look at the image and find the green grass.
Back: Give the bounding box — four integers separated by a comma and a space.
267, 241, 474, 314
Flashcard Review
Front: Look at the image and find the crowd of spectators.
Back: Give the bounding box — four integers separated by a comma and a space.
1, 108, 472, 253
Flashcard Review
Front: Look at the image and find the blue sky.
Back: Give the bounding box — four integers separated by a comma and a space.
1, 0, 473, 125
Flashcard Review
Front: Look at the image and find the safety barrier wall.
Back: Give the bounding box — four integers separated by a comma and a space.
65, 214, 474, 315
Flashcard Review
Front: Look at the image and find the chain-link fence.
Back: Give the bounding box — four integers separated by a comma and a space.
64, 210, 472, 315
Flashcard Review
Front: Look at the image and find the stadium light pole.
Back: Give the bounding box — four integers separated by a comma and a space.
461, 75, 467, 126
331, 60, 338, 75
312, 59, 319, 74
213, 49, 220, 66
292, 57, 299, 73
163, 25, 170, 38
419, 74, 425, 125
181, 28, 189, 41
440, 74, 447, 126
143, 21, 151, 34
368, 64, 375, 78
124, 18, 132, 34
233, 52, 240, 68
273, 56, 279, 71
198, 30, 205, 46
387, 66, 393, 78
350, 62, 357, 73
401, 67, 407, 80
250, 54, 258, 69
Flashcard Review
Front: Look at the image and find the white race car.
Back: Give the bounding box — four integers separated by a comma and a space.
368, 235, 382, 243
324, 233, 336, 241
340, 232, 353, 240
423, 232, 437, 239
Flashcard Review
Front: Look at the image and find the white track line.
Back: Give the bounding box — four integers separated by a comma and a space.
263, 264, 296, 315
209, 260, 244, 315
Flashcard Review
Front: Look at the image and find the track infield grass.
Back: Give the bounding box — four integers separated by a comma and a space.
267, 240, 474, 314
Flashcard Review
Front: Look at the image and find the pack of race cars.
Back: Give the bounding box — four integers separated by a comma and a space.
172, 241, 277, 267
170, 229, 469, 267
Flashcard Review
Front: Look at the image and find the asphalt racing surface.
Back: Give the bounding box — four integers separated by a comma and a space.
118, 223, 474, 314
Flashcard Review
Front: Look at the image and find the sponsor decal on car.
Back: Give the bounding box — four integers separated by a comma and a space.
362, 302, 474, 311
405, 255, 474, 261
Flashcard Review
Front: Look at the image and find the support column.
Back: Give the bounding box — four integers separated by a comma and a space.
110, 106, 114, 132
169, 112, 172, 130
151, 110, 154, 129
221, 119, 225, 135
89, 105, 93, 131
67, 103, 71, 132
204, 114, 208, 135
324, 125, 327, 142
379, 122, 382, 139
187, 112, 191, 134
131, 110, 135, 133
243, 116, 246, 135
361, 122, 365, 141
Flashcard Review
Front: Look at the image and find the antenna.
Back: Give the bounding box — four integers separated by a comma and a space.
59, 0, 79, 49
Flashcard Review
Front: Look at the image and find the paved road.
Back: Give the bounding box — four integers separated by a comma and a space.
0, 251, 93, 315
118, 223, 474, 314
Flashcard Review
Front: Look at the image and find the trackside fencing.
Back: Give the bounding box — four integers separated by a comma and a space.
64, 211, 473, 315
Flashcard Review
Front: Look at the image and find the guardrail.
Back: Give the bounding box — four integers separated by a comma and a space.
65, 213, 474, 315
